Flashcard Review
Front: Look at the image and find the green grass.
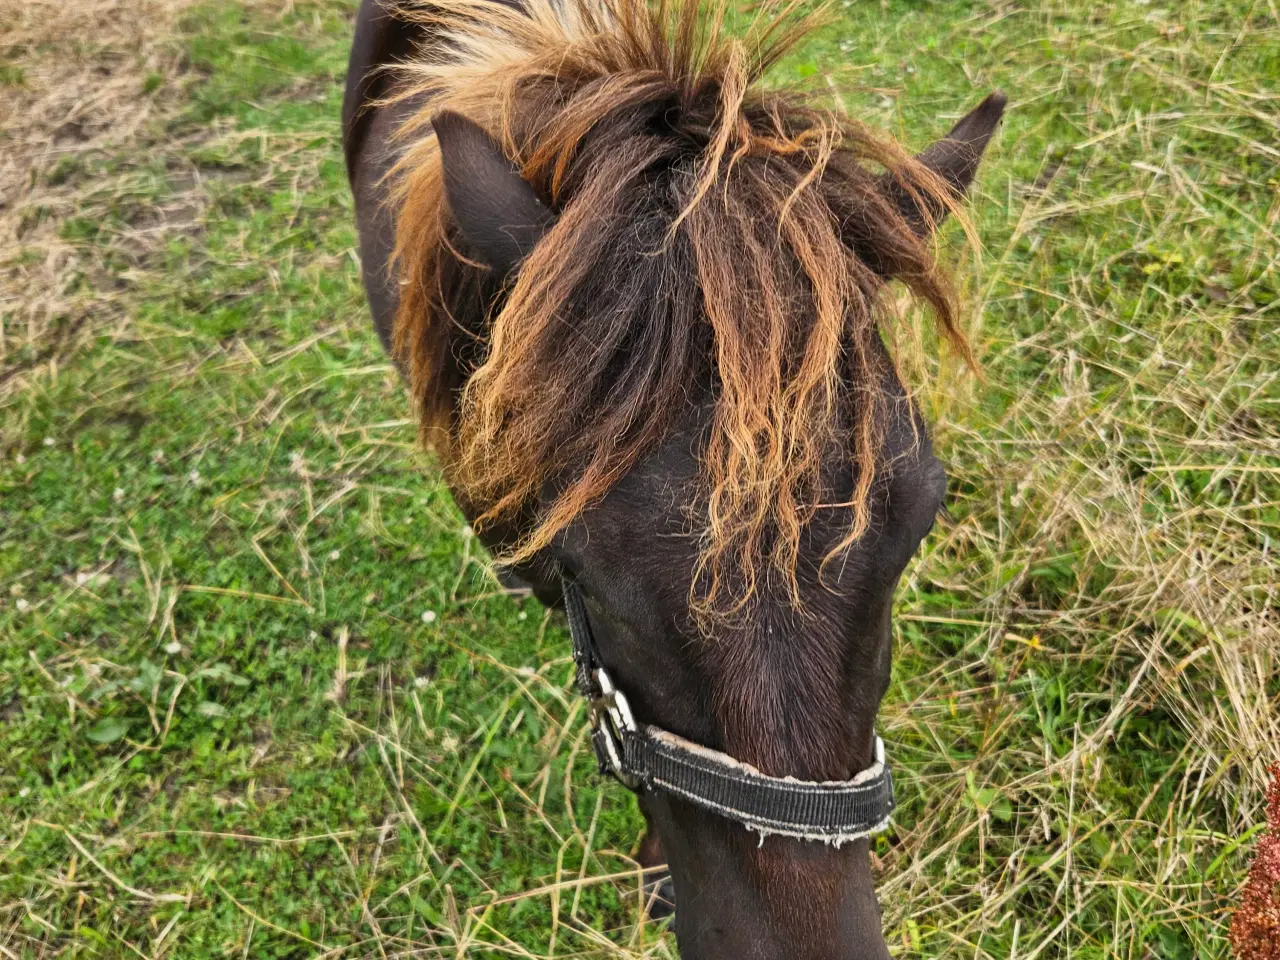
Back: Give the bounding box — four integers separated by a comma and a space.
1, 0, 1277, 957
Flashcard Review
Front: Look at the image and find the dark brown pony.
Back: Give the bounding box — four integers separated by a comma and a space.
344, 0, 1003, 955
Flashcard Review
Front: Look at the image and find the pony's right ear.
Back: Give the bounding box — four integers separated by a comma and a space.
885, 91, 1006, 235
432, 110, 556, 276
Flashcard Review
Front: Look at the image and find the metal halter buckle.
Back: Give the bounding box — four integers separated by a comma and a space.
588, 667, 641, 789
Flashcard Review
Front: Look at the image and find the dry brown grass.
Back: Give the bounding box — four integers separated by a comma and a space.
0, 0, 189, 163
0, 0, 202, 405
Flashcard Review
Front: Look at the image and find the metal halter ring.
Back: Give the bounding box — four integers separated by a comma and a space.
588, 667, 642, 789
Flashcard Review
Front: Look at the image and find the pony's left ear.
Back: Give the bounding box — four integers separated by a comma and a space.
432, 110, 556, 276
887, 90, 1007, 235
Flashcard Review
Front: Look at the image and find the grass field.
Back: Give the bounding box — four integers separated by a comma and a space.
2, 0, 1278, 956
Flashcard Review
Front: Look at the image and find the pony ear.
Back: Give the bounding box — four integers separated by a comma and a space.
886, 91, 1007, 235
432, 109, 556, 276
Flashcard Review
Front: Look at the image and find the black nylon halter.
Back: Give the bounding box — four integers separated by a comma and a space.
561, 573, 895, 844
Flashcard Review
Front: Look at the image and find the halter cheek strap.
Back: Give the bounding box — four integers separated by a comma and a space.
561, 573, 895, 846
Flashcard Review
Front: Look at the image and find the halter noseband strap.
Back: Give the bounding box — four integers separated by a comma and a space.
561, 573, 895, 846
